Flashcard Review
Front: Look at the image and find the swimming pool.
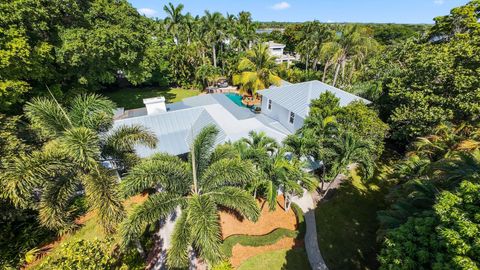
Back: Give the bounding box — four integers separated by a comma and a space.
224, 93, 247, 108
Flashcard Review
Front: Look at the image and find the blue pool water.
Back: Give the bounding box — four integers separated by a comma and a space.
224, 93, 247, 108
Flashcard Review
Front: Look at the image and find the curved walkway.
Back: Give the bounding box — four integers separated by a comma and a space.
292, 190, 328, 270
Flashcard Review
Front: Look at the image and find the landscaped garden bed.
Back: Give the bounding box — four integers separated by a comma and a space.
219, 196, 308, 268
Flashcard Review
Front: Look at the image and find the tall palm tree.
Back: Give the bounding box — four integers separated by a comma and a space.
119, 126, 260, 268
163, 2, 184, 44
232, 11, 257, 51
321, 25, 378, 87
2, 94, 156, 233
202, 11, 226, 68
233, 43, 281, 96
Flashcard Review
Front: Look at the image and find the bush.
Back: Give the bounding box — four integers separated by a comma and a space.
290, 203, 306, 238
220, 228, 298, 257
37, 238, 115, 270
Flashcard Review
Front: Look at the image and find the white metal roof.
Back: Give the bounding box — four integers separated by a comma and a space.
112, 107, 227, 157
112, 96, 290, 157
257, 80, 371, 118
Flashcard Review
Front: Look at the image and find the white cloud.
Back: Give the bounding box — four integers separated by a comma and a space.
433, 0, 445, 5
138, 8, 157, 17
271, 2, 290, 10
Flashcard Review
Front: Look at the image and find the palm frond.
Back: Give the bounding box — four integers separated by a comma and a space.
201, 158, 255, 191
38, 172, 79, 231
206, 187, 260, 221
83, 168, 125, 233
60, 127, 100, 170
68, 94, 115, 132
120, 193, 184, 248
24, 97, 71, 137
187, 195, 223, 265
209, 144, 239, 163
167, 211, 192, 268
190, 125, 219, 178
121, 153, 191, 197
102, 124, 157, 157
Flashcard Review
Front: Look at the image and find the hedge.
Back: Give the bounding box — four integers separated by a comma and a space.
221, 228, 298, 257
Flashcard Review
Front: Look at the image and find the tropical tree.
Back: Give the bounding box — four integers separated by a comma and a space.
119, 126, 260, 268
231, 12, 257, 51
1, 94, 157, 233
235, 132, 317, 211
233, 43, 281, 96
163, 2, 185, 44
202, 11, 226, 67
321, 25, 379, 86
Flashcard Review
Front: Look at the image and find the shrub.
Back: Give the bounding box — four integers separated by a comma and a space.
290, 203, 306, 238
220, 228, 298, 257
37, 238, 115, 270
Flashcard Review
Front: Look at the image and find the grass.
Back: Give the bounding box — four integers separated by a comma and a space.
315, 169, 389, 270
237, 248, 310, 270
220, 228, 298, 257
103, 86, 201, 109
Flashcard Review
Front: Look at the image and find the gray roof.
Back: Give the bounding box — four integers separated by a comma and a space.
112, 107, 226, 157
257, 80, 371, 118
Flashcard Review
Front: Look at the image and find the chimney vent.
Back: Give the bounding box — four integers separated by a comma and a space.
143, 97, 166, 115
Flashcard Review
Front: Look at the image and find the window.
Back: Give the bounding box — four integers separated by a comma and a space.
268, 99, 272, 110
289, 112, 295, 124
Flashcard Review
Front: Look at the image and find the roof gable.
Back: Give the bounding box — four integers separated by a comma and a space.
257, 80, 370, 118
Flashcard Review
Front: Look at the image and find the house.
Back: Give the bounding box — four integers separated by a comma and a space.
258, 80, 371, 133
266, 41, 296, 65
112, 80, 369, 158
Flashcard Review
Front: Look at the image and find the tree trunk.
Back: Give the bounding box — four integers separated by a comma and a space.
322, 62, 330, 82
332, 63, 341, 87
312, 59, 318, 71
134, 239, 146, 260
212, 43, 217, 68
305, 54, 309, 71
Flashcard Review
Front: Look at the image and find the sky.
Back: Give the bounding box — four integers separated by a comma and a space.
128, 0, 469, 24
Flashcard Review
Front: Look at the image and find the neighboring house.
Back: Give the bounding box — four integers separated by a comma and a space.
258, 80, 371, 133
112, 80, 369, 157
266, 41, 296, 65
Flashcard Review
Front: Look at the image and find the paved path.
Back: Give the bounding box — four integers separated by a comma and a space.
292, 190, 329, 270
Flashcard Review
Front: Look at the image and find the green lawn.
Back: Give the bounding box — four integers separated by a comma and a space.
103, 87, 201, 109
238, 248, 310, 270
315, 170, 389, 270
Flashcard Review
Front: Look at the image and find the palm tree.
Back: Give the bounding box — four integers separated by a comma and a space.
2, 94, 156, 233
256, 148, 318, 211
320, 132, 374, 199
238, 131, 279, 163
321, 25, 378, 86
202, 11, 226, 68
412, 122, 478, 160
163, 2, 184, 44
235, 132, 317, 211
232, 12, 257, 51
119, 126, 260, 268
233, 43, 281, 97
433, 150, 480, 185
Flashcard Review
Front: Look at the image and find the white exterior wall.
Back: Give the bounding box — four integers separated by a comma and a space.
261, 97, 305, 133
